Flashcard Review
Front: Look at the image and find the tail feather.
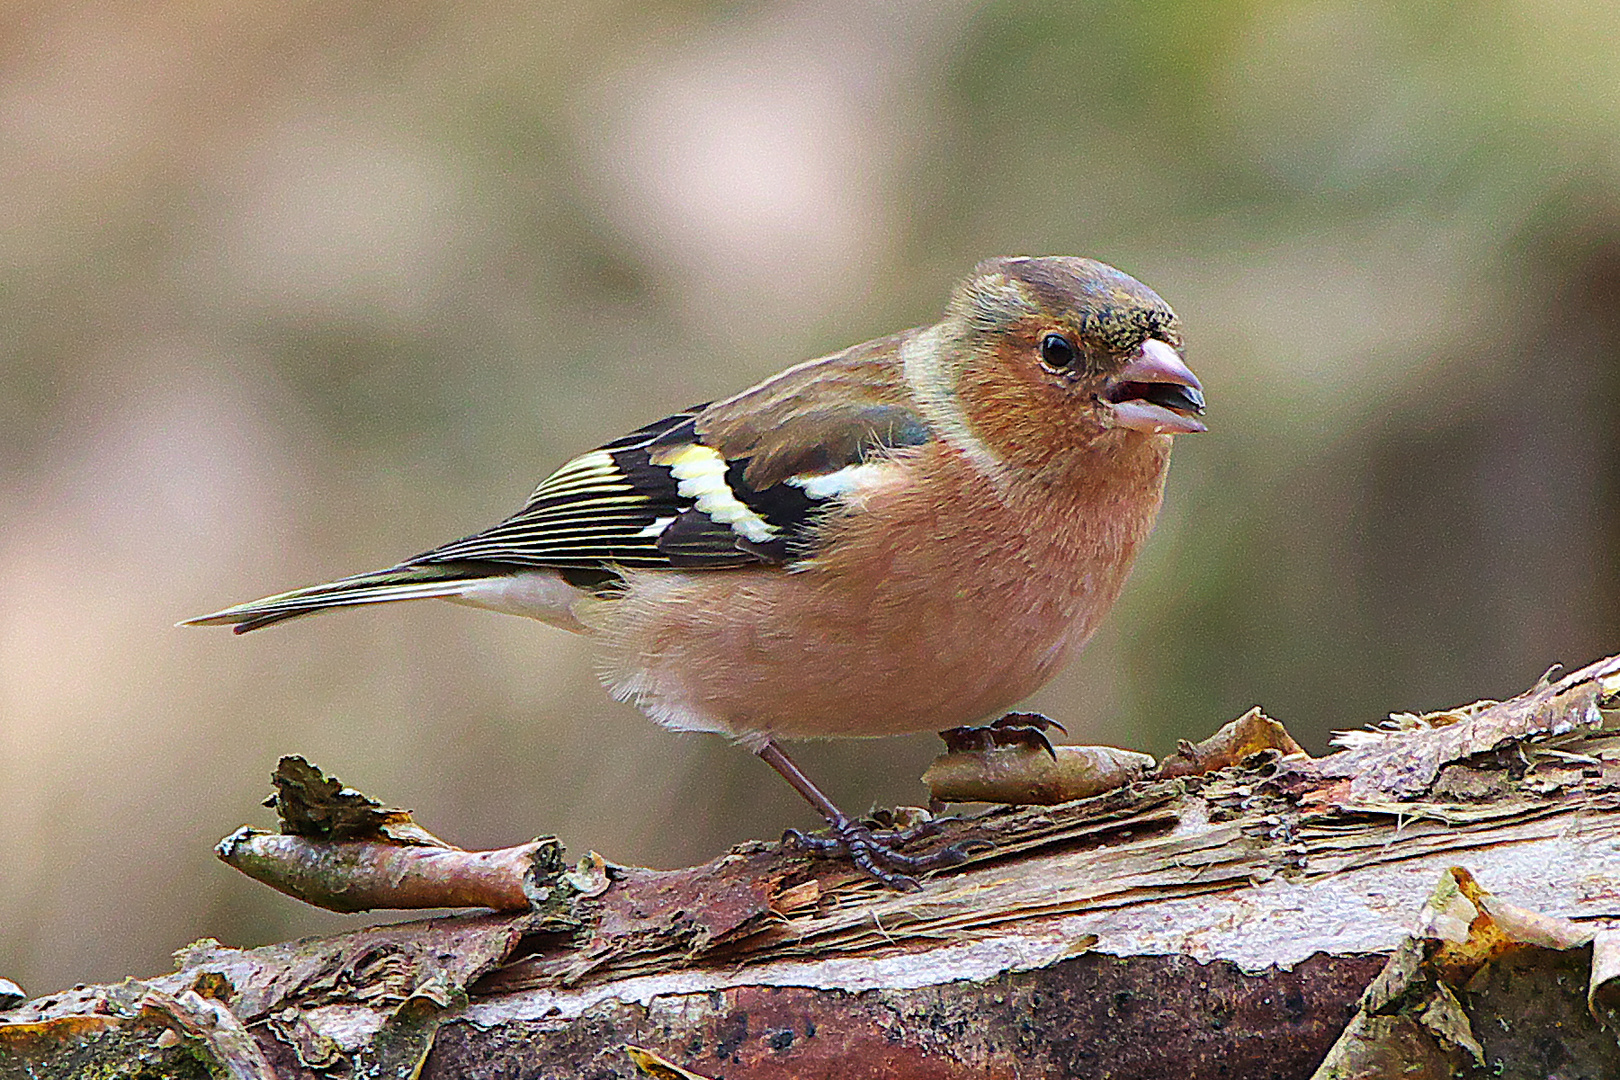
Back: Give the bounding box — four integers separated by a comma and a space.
181, 564, 491, 634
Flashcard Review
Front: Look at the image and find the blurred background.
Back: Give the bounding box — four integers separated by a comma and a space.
3, 0, 1618, 996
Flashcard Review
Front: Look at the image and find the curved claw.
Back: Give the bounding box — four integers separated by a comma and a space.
754, 738, 969, 891
939, 711, 1068, 758
783, 820, 969, 891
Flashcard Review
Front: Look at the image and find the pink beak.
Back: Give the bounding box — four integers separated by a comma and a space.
1103, 339, 1207, 435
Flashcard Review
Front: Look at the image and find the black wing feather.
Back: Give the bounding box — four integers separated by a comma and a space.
405, 397, 931, 574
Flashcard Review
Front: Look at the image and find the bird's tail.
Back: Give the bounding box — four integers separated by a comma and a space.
180, 563, 491, 633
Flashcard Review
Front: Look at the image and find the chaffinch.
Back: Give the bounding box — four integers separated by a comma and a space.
187, 255, 1206, 889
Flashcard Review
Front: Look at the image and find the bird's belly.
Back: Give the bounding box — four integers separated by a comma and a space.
586, 439, 1165, 741
590, 557, 1111, 741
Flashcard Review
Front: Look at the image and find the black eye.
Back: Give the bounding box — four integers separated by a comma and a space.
1040, 333, 1077, 371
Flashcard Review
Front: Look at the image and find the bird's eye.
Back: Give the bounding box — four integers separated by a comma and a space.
1040, 333, 1077, 372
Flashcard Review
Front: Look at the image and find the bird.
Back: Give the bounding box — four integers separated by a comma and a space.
185, 255, 1207, 890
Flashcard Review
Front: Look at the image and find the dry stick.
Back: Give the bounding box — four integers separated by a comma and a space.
923, 743, 1156, 805
216, 829, 547, 912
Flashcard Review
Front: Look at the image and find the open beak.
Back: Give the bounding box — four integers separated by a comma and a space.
1103, 339, 1207, 434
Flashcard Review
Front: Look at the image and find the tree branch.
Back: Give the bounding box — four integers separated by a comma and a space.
4, 656, 1620, 1079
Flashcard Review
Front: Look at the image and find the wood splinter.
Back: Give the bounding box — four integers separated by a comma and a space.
215, 828, 560, 913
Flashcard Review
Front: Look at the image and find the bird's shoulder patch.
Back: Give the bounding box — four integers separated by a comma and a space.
409, 348, 934, 573
696, 332, 931, 488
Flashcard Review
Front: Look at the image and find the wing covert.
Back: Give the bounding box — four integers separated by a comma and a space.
408, 340, 934, 573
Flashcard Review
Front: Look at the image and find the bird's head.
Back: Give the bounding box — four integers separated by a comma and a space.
931, 256, 1205, 472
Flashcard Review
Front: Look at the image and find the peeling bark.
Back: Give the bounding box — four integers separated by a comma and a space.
438, 952, 1385, 1080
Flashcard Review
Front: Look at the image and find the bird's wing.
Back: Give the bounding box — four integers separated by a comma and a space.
410, 336, 932, 571
693, 331, 929, 488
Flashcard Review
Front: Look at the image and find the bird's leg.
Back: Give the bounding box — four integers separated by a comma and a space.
754, 738, 966, 892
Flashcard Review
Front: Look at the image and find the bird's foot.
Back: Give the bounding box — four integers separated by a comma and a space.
783, 813, 970, 892
939, 711, 1067, 758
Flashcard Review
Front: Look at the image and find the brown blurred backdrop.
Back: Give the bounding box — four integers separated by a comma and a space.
3, 0, 1618, 996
